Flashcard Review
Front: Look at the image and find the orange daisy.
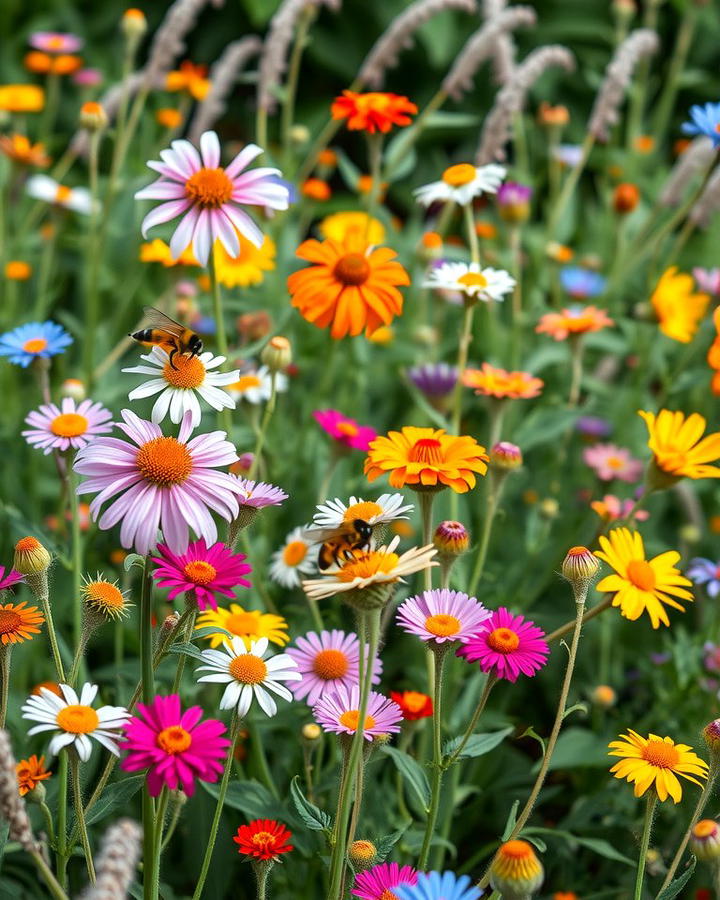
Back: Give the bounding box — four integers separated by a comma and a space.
0, 134, 49, 167
331, 90, 417, 134
364, 426, 488, 493
0, 600, 44, 645
639, 409, 720, 481
536, 305, 613, 341
651, 267, 709, 343
16, 755, 51, 796
288, 232, 409, 339
165, 61, 210, 101
24, 52, 82, 75
463, 363, 543, 399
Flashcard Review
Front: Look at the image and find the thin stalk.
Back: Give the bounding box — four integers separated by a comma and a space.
651, 7, 697, 142
256, 107, 268, 152
281, 7, 316, 165
254, 862, 271, 900
84, 129, 102, 386
247, 719, 280, 800
40, 801, 55, 844
153, 787, 170, 863
209, 254, 232, 434
450, 303, 475, 438
509, 225, 523, 368
467, 475, 504, 596
0, 646, 11, 728
633, 793, 657, 900
546, 134, 594, 241
40, 73, 60, 147
568, 336, 585, 406
418, 490, 437, 592
443, 672, 497, 770
170, 607, 197, 694
248, 373, 278, 481
66, 464, 83, 653
68, 632, 90, 688
29, 849, 69, 900
140, 557, 154, 703
142, 787, 157, 900
545, 596, 612, 644
39, 585, 66, 683
363, 133, 384, 241
160, 794, 183, 851
382, 88, 447, 182
417, 649, 447, 869
70, 753, 95, 883
56, 750, 68, 887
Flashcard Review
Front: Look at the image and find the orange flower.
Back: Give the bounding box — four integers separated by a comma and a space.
639, 409, 720, 481
166, 61, 210, 101
0, 84, 45, 112
364, 426, 488, 493
0, 134, 49, 167
546, 242, 574, 263
357, 174, 388, 198
301, 178, 331, 201
613, 183, 639, 213
288, 232, 409, 339
463, 363, 543, 399
156, 108, 183, 129
651, 267, 709, 344
331, 90, 417, 134
0, 600, 44, 645
24, 52, 82, 75
536, 305, 613, 341
475, 221, 497, 240
317, 148, 337, 168
633, 135, 655, 154
5, 261, 32, 281
139, 239, 199, 267
538, 102, 569, 126
16, 755, 51, 796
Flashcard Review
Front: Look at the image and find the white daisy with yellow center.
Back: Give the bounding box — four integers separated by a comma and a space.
414, 162, 506, 207
269, 526, 319, 588
122, 345, 239, 427
195, 636, 301, 717
26, 174, 94, 214
312, 493, 414, 529
21, 683, 130, 761
226, 364, 288, 405
423, 262, 516, 303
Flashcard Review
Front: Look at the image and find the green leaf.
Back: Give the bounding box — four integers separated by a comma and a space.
191, 626, 233, 641
167, 642, 208, 663
520, 726, 546, 757
290, 776, 331, 832
501, 801, 519, 840
375, 826, 408, 862
442, 727, 513, 761
543, 727, 612, 771
523, 827, 635, 867
562, 702, 588, 720
656, 857, 696, 900
85, 776, 144, 826
123, 553, 146, 572
0, 820, 9, 868
202, 779, 277, 819
380, 745, 430, 810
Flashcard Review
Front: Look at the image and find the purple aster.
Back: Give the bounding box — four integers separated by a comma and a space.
313, 685, 402, 741
688, 558, 720, 597
693, 267, 720, 296
235, 478, 288, 509
407, 362, 458, 397
286, 629, 382, 706
497, 181, 533, 206
396, 589, 491, 646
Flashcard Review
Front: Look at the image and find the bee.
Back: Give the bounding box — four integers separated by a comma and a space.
128, 307, 203, 370
305, 519, 374, 570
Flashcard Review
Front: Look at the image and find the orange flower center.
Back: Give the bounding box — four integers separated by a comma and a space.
487, 627, 520, 653
183, 560, 217, 585
157, 725, 192, 754
337, 551, 399, 582
50, 413, 88, 437
424, 613, 461, 637
626, 559, 656, 592
85, 581, 124, 610
56, 704, 99, 734
251, 831, 276, 850
22, 337, 48, 354
402, 691, 429, 713
333, 252, 371, 286
283, 541, 308, 567
338, 709, 375, 731
312, 648, 349, 680
16, 537, 41, 552
408, 437, 443, 465
343, 501, 382, 522
500, 839, 534, 860
457, 272, 489, 289
46, 36, 65, 50
136, 437, 193, 486
337, 421, 359, 437
442, 163, 477, 186
379, 892, 399, 900
228, 653, 267, 684
642, 738, 680, 769
163, 355, 206, 389
694, 820, 717, 838
55, 185, 72, 204
606, 456, 624, 469
0, 610, 21, 635
226, 612, 259, 635
184, 167, 233, 208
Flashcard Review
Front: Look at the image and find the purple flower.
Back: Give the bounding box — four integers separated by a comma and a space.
235, 478, 288, 509
497, 181, 532, 206
688, 558, 720, 597
286, 629, 382, 706
576, 416, 612, 439
693, 267, 720, 296
559, 267, 607, 299
407, 363, 458, 397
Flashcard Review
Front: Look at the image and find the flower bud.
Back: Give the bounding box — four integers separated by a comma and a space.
419, 231, 443, 261
433, 520, 469, 557
562, 546, 600, 583
4, 261, 31, 281
317, 148, 337, 169
612, 0, 636, 19
301, 178, 331, 202
25, 781, 46, 804
79, 101, 108, 131
490, 840, 544, 900
690, 820, 720, 861
546, 242, 573, 264
591, 684, 616, 708
261, 336, 292, 373
538, 102, 569, 127
13, 537, 52, 576
121, 8, 147, 39
703, 719, 720, 756
613, 182, 639, 214
539, 498, 559, 520
160, 612, 180, 640
301, 723, 321, 742
490, 442, 523, 472
348, 840, 377, 870
61, 378, 86, 401
679, 524, 702, 545
497, 182, 532, 224
290, 124, 310, 146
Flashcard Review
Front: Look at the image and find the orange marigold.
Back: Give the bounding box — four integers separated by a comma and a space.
651, 267, 709, 344
331, 90, 417, 134
0, 84, 45, 113
536, 305, 613, 341
0, 134, 49, 167
463, 363, 543, 399
16, 755, 51, 796
24, 52, 82, 75
639, 409, 720, 482
166, 61, 210, 101
301, 178, 331, 201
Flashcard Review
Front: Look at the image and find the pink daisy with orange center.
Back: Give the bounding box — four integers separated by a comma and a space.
23, 398, 113, 454
457, 607, 550, 682
314, 409, 377, 451
151, 539, 251, 611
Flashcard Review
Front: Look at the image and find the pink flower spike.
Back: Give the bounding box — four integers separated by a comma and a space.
23, 397, 113, 455
313, 409, 377, 451
457, 607, 550, 682
583, 443, 644, 483
120, 694, 230, 797
152, 539, 251, 611
313, 685, 402, 741
352, 862, 419, 899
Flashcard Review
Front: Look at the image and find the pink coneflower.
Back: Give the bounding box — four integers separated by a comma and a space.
396, 589, 491, 646
22, 398, 113, 455
352, 861, 419, 900
457, 607, 550, 683
29, 32, 83, 53
286, 630, 382, 706
590, 494, 650, 523
583, 443, 644, 482
151, 539, 251, 611
234, 477, 288, 508
313, 685, 402, 741
0, 567, 25, 592
135, 131, 290, 265
313, 409, 377, 452
74, 409, 242, 555
120, 694, 230, 796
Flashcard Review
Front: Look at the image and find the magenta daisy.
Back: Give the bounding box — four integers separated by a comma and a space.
457, 607, 550, 683
74, 408, 243, 555
396, 589, 491, 646
22, 398, 113, 455
0, 567, 25, 593
120, 694, 230, 797
313, 409, 377, 452
583, 443, 644, 483
352, 862, 419, 900
234, 478, 288, 509
135, 131, 290, 266
314, 685, 402, 741
286, 630, 383, 706
151, 539, 251, 611
29, 32, 83, 53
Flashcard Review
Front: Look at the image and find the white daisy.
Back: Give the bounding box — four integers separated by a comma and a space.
21, 683, 130, 762
227, 364, 288, 405
26, 175, 94, 215
312, 494, 414, 529
269, 526, 319, 589
122, 345, 239, 427
423, 262, 516, 303
195, 636, 301, 717
414, 162, 506, 207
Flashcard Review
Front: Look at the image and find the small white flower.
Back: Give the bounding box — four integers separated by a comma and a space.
21, 683, 130, 761
269, 526, 319, 589
227, 364, 288, 405
122, 345, 239, 427
195, 636, 301, 717
414, 162, 506, 207
312, 494, 414, 529
26, 175, 94, 214
423, 262, 515, 303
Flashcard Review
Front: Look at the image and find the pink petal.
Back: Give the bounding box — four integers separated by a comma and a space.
200, 131, 220, 169
224, 143, 263, 179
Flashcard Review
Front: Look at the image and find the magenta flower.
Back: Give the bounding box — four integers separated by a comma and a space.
352, 862, 419, 900
396, 589, 491, 646
29, 32, 83, 53
23, 398, 113, 455
235, 478, 288, 509
120, 694, 230, 796
693, 267, 720, 296
457, 607, 549, 683
0, 567, 24, 592
313, 410, 377, 452
74, 409, 243, 555
286, 630, 382, 706
583, 443, 643, 482
135, 131, 290, 266
313, 685, 402, 741
151, 539, 251, 611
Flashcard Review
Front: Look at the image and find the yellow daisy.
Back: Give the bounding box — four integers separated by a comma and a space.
196, 603, 289, 649
139, 239, 199, 267
609, 730, 708, 803
639, 409, 720, 481
212, 233, 276, 288
595, 528, 693, 628
319, 211, 385, 244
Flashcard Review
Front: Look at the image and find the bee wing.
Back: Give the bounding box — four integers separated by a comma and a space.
142, 307, 187, 338
302, 524, 352, 543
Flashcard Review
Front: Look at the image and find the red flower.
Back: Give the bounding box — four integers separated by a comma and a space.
390, 690, 433, 721
331, 91, 417, 134
233, 819, 294, 861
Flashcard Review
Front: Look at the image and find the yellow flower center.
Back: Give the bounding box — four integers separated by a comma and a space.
312, 648, 349, 680
22, 337, 48, 354
607, 456, 624, 469
228, 653, 267, 684
408, 437, 443, 465
642, 738, 680, 769
457, 272, 489, 289
442, 163, 477, 186
379, 892, 399, 900
0, 609, 21, 635
487, 627, 520, 653
337, 552, 399, 582
55, 185, 72, 204
337, 421, 360, 437
283, 541, 308, 567
56, 704, 99, 734
424, 613, 461, 637
626, 559, 656, 592
226, 611, 260, 636
343, 501, 382, 522
163, 354, 206, 389
184, 167, 233, 208
402, 691, 429, 713
136, 436, 193, 486
351, 840, 376, 861
333, 252, 371, 286
233, 374, 262, 392
183, 560, 217, 585
156, 725, 192, 754
251, 831, 275, 850
694, 820, 717, 839
84, 581, 124, 611
50, 413, 88, 437
338, 709, 375, 732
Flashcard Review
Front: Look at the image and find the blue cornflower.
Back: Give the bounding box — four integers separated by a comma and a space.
682, 102, 720, 148
0, 321, 73, 367
687, 558, 720, 597
395, 871, 481, 900
559, 267, 607, 299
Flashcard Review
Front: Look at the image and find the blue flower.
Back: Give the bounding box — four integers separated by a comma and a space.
687, 558, 720, 597
0, 321, 73, 367
682, 102, 720, 148
559, 267, 607, 299
395, 871, 481, 900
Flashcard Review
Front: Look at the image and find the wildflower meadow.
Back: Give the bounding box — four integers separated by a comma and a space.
3, 0, 720, 897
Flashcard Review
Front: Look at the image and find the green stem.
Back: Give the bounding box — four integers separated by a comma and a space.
546, 133, 594, 241
363, 133, 384, 240
546, 595, 612, 644
651, 7, 697, 142
160, 794, 183, 852
209, 254, 232, 434
153, 787, 170, 863
67, 463, 83, 658
248, 373, 278, 481
281, 7, 316, 165
418, 491, 437, 592
171, 606, 197, 694
0, 646, 11, 728
417, 649, 447, 869
140, 557, 154, 704
633, 793, 657, 900
450, 303, 475, 437
142, 786, 157, 900
382, 88, 448, 182
70, 753, 95, 883
254, 862, 270, 900
247, 719, 280, 799
84, 130, 102, 386
256, 107, 268, 152
568, 336, 585, 407
56, 750, 68, 888
467, 476, 503, 596
29, 849, 69, 900
40, 73, 60, 147
68, 633, 90, 689
443, 672, 497, 770
40, 801, 55, 844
